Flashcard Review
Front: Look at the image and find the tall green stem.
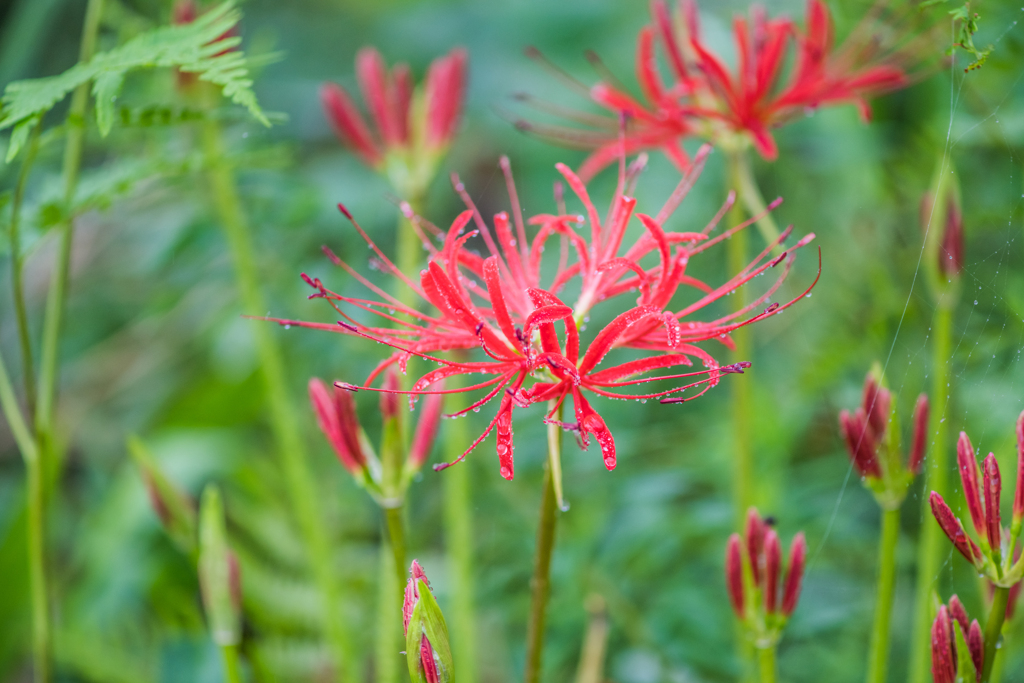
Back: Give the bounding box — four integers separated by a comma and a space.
9, 125, 42, 411
376, 541, 400, 683
756, 646, 776, 683
726, 154, 752, 525
443, 380, 478, 683
22, 2, 105, 681
35, 0, 104, 437
727, 151, 756, 683
866, 507, 900, 683
220, 644, 244, 683
909, 302, 954, 683
982, 586, 1009, 682
383, 505, 407, 595
731, 151, 780, 247
523, 403, 563, 683
199, 116, 352, 682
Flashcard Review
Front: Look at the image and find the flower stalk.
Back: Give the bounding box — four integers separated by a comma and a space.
200, 112, 353, 680
866, 507, 900, 683
983, 587, 1010, 683
523, 402, 563, 683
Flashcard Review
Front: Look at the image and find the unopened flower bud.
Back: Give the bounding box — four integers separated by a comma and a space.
309, 377, 368, 476
128, 436, 197, 556
909, 394, 929, 475
725, 534, 745, 618
424, 49, 467, 151
983, 454, 1002, 552
781, 532, 806, 617
930, 491, 982, 567
967, 620, 984, 678
198, 485, 242, 646
931, 606, 956, 683
948, 594, 969, 636
939, 195, 964, 279
403, 561, 453, 683
839, 409, 881, 479
744, 507, 765, 585
957, 432, 987, 542
764, 529, 780, 614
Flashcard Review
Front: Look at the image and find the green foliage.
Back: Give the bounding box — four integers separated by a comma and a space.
924, 0, 994, 70
0, 0, 268, 162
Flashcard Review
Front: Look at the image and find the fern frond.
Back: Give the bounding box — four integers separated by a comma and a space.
0, 1, 268, 161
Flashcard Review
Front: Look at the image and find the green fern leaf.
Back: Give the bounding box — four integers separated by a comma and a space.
0, 1, 268, 161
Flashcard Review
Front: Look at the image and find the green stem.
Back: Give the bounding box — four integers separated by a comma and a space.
982, 586, 1009, 682
756, 646, 776, 683
375, 542, 400, 683
727, 152, 755, 683
221, 644, 244, 683
731, 150, 780, 247
726, 152, 753, 524
25, 3, 105, 681
988, 626, 1009, 683
199, 116, 352, 682
523, 402, 563, 683
866, 507, 900, 683
9, 125, 42, 413
35, 0, 104, 436
443, 380, 478, 683
383, 505, 407, 595
908, 302, 954, 683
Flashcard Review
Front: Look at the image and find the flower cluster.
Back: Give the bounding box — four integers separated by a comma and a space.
523, 0, 917, 181
403, 561, 453, 683
931, 595, 983, 683
838, 367, 928, 509
322, 47, 467, 193
309, 369, 444, 502
929, 413, 1024, 587
725, 508, 806, 647
278, 148, 817, 480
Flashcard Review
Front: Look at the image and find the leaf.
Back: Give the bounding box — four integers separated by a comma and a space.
0, 1, 269, 160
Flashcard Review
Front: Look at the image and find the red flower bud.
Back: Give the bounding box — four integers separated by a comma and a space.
356, 48, 404, 148
982, 453, 1002, 552
309, 377, 367, 476
725, 534, 745, 618
909, 393, 929, 475
321, 83, 383, 168
930, 491, 981, 566
764, 529, 781, 614
781, 532, 806, 617
839, 409, 881, 479
939, 195, 964, 278
1015, 410, 1024, 525
744, 508, 766, 585
408, 386, 445, 470
862, 375, 890, 440
968, 620, 984, 681
931, 606, 956, 683
948, 594, 969, 636
403, 560, 430, 635
425, 48, 468, 150
958, 432, 987, 541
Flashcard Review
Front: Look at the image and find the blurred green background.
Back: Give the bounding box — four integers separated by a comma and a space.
1, 0, 1023, 681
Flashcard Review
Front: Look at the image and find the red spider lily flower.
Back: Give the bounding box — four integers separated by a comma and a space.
930, 412, 1024, 585
273, 148, 817, 480
727, 507, 806, 628
321, 47, 467, 170
931, 597, 984, 683
520, 0, 919, 181
404, 561, 453, 683
838, 369, 927, 507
